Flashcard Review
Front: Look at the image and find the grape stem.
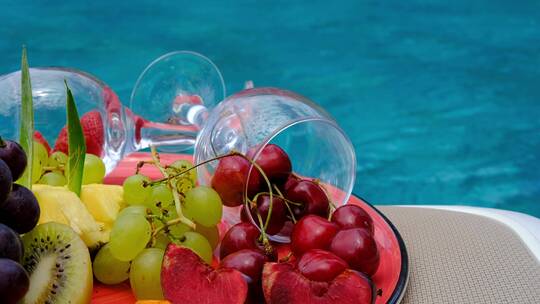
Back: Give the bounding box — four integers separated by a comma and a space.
135, 160, 154, 174
149, 146, 195, 229
151, 217, 184, 239
42, 165, 64, 171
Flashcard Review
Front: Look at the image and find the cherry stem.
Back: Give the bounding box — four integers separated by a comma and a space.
273, 185, 297, 224
312, 179, 337, 216
150, 146, 195, 229
235, 153, 273, 243
252, 191, 302, 207
279, 252, 293, 263
146, 152, 242, 186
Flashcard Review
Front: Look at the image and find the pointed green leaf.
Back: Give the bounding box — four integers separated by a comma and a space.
65, 82, 86, 196
18, 47, 34, 189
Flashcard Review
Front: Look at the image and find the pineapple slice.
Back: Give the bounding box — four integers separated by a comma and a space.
80, 184, 124, 224
32, 184, 109, 249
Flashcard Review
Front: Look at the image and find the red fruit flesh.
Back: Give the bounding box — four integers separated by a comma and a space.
162, 245, 248, 304
54, 111, 104, 156
211, 155, 261, 207
329, 228, 380, 276
331, 205, 374, 234
249, 144, 292, 184
291, 215, 339, 256
262, 262, 374, 304
297, 249, 348, 282
33, 131, 50, 154
220, 249, 268, 284
285, 180, 330, 217
219, 222, 261, 259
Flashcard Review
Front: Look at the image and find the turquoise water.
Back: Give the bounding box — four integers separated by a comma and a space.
1, 1, 539, 217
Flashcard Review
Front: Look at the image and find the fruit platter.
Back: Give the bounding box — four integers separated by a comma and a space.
0, 49, 408, 304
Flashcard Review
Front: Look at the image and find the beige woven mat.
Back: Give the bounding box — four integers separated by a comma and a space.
378, 206, 540, 304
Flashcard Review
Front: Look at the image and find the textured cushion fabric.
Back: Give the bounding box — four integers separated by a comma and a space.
378, 206, 540, 304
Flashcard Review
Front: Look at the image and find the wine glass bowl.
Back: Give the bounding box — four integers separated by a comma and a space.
130, 51, 226, 131
194, 87, 356, 242
0, 51, 226, 172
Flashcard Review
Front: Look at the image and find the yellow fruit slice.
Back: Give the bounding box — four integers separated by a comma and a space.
80, 184, 124, 224
32, 184, 108, 249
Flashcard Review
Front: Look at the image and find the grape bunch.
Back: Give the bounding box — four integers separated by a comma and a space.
31, 134, 106, 187
0, 137, 41, 304
93, 156, 222, 301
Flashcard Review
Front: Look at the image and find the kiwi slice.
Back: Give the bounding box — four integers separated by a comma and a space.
21, 222, 93, 304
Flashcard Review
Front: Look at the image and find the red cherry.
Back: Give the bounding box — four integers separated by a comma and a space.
240, 204, 250, 223
220, 249, 268, 284
242, 195, 287, 235
297, 249, 348, 282
248, 144, 292, 184
277, 220, 294, 237
291, 215, 339, 256
219, 222, 261, 259
329, 228, 380, 276
285, 180, 330, 217
331, 205, 374, 234
282, 174, 299, 192
211, 155, 261, 207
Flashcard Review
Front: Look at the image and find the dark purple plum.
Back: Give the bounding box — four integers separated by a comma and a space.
0, 184, 40, 234
0, 159, 12, 204
0, 138, 27, 181
0, 223, 23, 262
0, 258, 29, 304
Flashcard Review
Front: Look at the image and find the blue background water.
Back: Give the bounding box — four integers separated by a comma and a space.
1, 1, 539, 217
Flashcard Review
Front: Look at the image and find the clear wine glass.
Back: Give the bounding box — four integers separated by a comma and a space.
193, 87, 356, 242
0, 51, 226, 172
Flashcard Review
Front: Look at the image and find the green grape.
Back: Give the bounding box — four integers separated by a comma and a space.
93, 243, 131, 284
130, 248, 165, 300
195, 224, 220, 250
38, 171, 67, 186
31, 141, 48, 183
178, 231, 213, 264
183, 186, 222, 227
109, 214, 151, 261
117, 205, 147, 218
162, 206, 192, 238
48, 151, 68, 167
123, 174, 152, 205
168, 159, 197, 183
34, 141, 49, 164
30, 154, 43, 183
82, 154, 106, 184
153, 232, 171, 250
146, 184, 174, 208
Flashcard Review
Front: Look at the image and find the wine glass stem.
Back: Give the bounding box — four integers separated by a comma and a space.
132, 103, 209, 151
137, 120, 199, 150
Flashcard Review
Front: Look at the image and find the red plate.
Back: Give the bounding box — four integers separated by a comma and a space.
95, 153, 408, 304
